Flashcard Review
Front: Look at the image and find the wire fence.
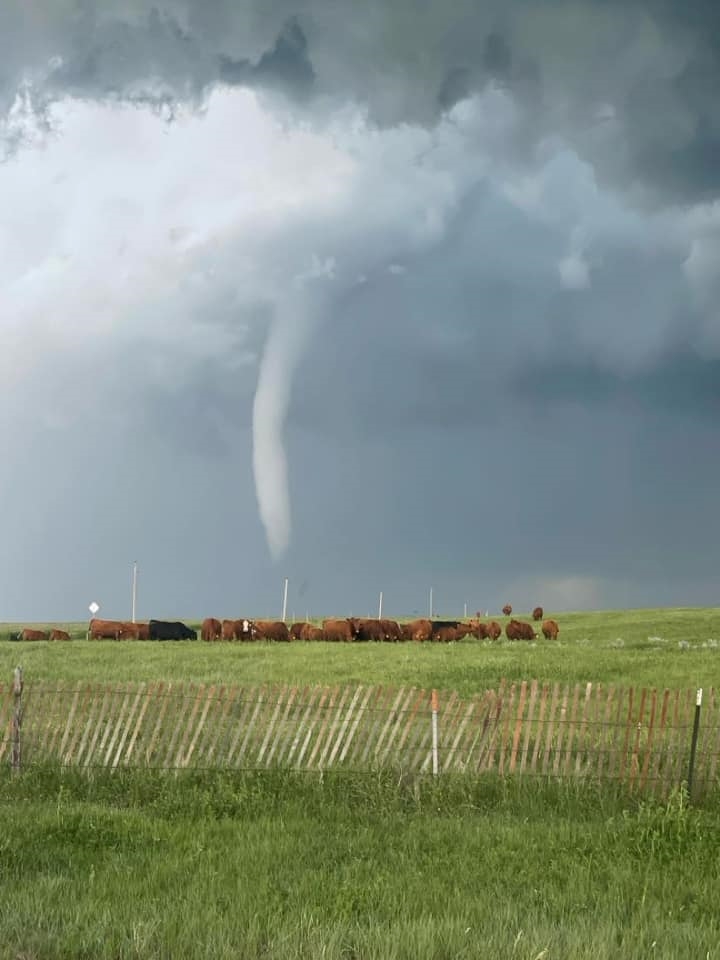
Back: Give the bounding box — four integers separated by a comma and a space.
2, 677, 718, 797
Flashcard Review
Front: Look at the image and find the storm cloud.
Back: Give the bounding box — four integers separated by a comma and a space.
1, 0, 720, 618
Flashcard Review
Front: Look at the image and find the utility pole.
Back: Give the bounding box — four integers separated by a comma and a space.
429, 587, 434, 618
131, 561, 137, 623
282, 577, 289, 622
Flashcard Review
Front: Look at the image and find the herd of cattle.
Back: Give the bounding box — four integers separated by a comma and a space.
9, 607, 560, 645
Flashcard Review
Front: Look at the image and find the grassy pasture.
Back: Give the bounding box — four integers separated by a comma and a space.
1, 607, 719, 692
0, 766, 719, 959
1, 611, 719, 958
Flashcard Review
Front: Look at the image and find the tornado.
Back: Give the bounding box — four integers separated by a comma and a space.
251, 295, 323, 560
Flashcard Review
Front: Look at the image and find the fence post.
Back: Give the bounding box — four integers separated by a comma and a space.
11, 666, 23, 774
431, 689, 439, 776
686, 687, 702, 801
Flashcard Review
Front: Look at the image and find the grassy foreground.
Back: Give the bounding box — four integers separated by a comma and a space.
0, 766, 718, 959
1, 607, 720, 692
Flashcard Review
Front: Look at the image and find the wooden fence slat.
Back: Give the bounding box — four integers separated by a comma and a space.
374, 688, 407, 766
573, 683, 593, 776
296, 686, 330, 768
607, 687, 627, 783
307, 685, 341, 770
329, 686, 365, 768
84, 685, 114, 767
204, 685, 234, 765
41, 683, 68, 758
529, 684, 549, 775
381, 688, 421, 768
509, 681, 528, 774
175, 684, 207, 768
74, 687, 104, 767
638, 689, 658, 792
144, 683, 170, 764
231, 686, 268, 766
498, 683, 517, 776
267, 686, 302, 768
57, 683, 82, 762
285, 687, 321, 768
339, 686, 377, 766
63, 685, 95, 765
463, 692, 496, 773
519, 680, 539, 775
562, 684, 581, 776
256, 685, 289, 766
123, 683, 156, 766
541, 683, 560, 776
552, 685, 571, 777
103, 686, 134, 768
483, 681, 506, 773
444, 701, 476, 772
316, 685, 352, 770
112, 685, 146, 769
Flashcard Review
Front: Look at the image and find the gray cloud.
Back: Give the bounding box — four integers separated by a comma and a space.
2, 3, 720, 616
3, 1, 720, 204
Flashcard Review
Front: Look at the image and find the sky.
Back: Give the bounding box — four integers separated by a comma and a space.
2, 0, 720, 621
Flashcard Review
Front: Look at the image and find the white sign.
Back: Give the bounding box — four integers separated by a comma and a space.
89, 602, 100, 615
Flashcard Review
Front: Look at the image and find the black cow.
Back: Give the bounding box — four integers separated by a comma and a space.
8, 631, 21, 642
149, 619, 197, 641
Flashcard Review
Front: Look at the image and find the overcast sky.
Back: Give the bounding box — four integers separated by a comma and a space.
2, 1, 720, 621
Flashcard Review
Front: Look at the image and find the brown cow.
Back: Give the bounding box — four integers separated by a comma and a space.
21, 628, 49, 641
506, 619, 536, 641
532, 606, 544, 622
432, 624, 461, 643
136, 622, 150, 641
49, 629, 71, 642
302, 624, 324, 641
486, 620, 502, 640
234, 618, 254, 641
542, 619, 560, 640
322, 618, 356, 642
379, 619, 404, 642
350, 618, 385, 642
119, 622, 142, 640
290, 622, 308, 641
221, 619, 237, 642
502, 604, 512, 616
251, 620, 290, 642
88, 618, 124, 641
402, 619, 433, 643
201, 618, 222, 643
469, 619, 489, 640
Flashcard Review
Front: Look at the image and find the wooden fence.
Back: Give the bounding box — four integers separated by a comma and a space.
1, 680, 719, 797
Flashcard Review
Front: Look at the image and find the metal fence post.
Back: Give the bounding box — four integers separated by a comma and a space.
431, 689, 439, 776
11, 666, 23, 774
687, 687, 702, 800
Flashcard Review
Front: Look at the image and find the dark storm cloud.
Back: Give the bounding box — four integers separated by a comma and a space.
219, 17, 315, 96
3, 0, 720, 201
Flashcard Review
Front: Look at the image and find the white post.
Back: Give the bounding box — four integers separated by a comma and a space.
282, 577, 289, 622
464, 602, 467, 618
378, 591, 383, 620
431, 689, 439, 776
429, 587, 434, 618
131, 561, 137, 623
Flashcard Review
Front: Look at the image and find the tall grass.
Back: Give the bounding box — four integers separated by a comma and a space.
0, 766, 719, 958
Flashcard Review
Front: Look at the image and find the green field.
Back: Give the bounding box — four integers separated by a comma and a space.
1, 607, 720, 693
2, 607, 719, 958
1, 766, 718, 959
